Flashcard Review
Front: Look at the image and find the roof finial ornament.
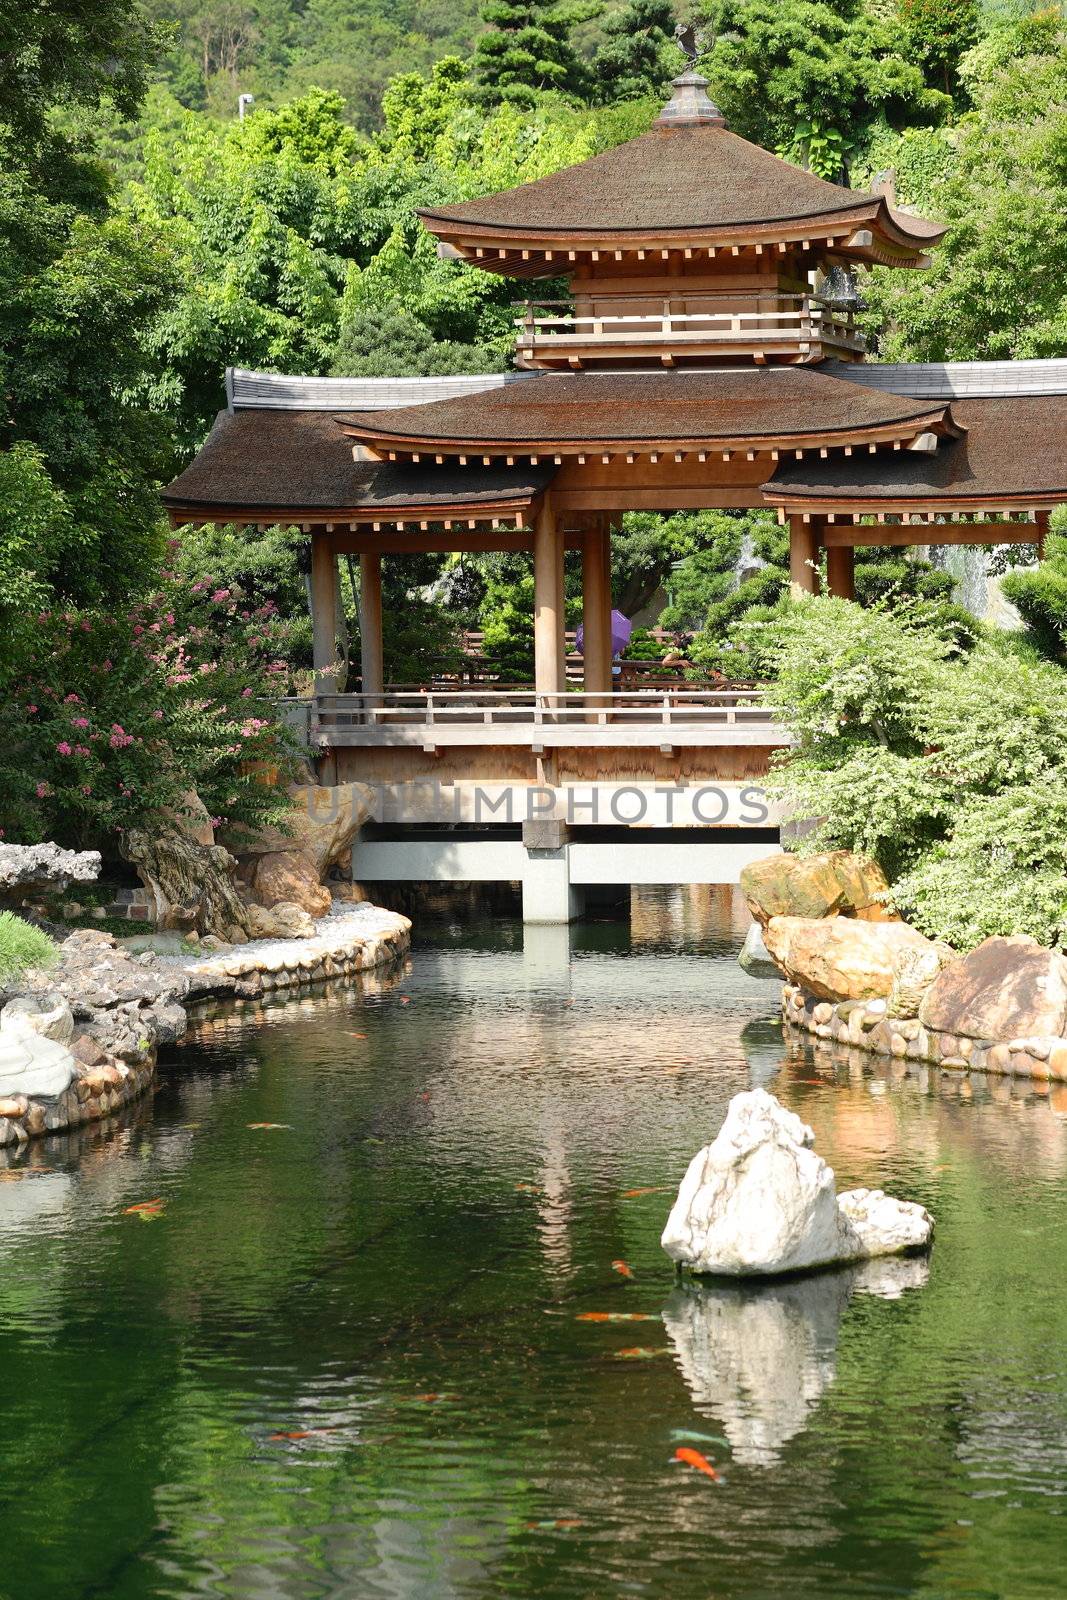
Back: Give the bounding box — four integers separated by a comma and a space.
673, 22, 703, 64
658, 28, 726, 127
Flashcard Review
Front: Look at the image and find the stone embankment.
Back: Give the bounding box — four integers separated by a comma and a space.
741, 850, 1067, 1083
0, 902, 410, 1147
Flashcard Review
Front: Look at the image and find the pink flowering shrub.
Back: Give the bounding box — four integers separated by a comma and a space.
1, 568, 300, 847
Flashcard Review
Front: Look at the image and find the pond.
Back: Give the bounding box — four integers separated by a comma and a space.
3, 887, 1067, 1599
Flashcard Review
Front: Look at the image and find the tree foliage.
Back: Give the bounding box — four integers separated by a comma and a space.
760, 596, 1067, 949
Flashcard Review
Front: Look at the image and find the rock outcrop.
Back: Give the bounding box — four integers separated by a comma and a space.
740, 851, 894, 929
122, 828, 253, 943
763, 915, 945, 1004
0, 843, 101, 905
249, 850, 332, 918
661, 1089, 933, 1276
919, 935, 1067, 1041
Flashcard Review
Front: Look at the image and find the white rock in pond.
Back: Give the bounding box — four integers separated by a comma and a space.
1, 993, 74, 1046
0, 1017, 77, 1101
661, 1089, 932, 1276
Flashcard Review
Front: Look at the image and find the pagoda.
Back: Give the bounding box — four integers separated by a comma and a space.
165, 71, 1067, 712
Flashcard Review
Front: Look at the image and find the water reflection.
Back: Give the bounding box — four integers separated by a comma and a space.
663, 1257, 930, 1466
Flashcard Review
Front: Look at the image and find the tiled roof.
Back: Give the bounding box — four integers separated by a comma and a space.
418, 124, 942, 246
342, 367, 942, 450
822, 359, 1067, 399
162, 408, 554, 518
226, 367, 535, 411
765, 396, 1067, 503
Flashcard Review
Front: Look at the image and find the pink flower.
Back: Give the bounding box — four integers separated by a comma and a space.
82, 786, 92, 796
56, 741, 73, 756
153, 709, 164, 720
165, 613, 175, 625
81, 620, 91, 632
64, 693, 80, 704
241, 687, 253, 698
75, 745, 91, 758
71, 717, 90, 728
102, 660, 112, 671
35, 782, 49, 799
25, 704, 37, 714
133, 624, 144, 636
212, 588, 231, 602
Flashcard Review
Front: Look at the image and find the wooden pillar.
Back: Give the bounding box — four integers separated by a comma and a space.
826, 543, 855, 600
533, 495, 564, 699
1037, 510, 1050, 562
358, 551, 384, 701
788, 515, 821, 598
582, 518, 613, 698
310, 535, 339, 695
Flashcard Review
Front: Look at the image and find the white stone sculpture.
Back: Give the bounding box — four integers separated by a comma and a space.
661, 1089, 932, 1276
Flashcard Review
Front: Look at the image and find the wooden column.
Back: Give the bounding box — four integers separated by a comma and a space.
310, 535, 339, 695
788, 515, 821, 598
533, 496, 564, 699
826, 543, 855, 600
358, 551, 384, 702
1037, 510, 1050, 562
582, 518, 613, 699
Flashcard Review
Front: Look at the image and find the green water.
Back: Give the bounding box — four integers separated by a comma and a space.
3, 888, 1067, 1600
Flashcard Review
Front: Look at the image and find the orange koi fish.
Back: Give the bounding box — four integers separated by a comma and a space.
246, 1122, 291, 1130
124, 1199, 164, 1214
621, 1187, 670, 1199
674, 1446, 720, 1481
612, 1260, 634, 1279
576, 1312, 655, 1323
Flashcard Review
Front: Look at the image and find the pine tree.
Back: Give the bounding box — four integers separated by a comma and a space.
474, 0, 591, 107
593, 0, 676, 104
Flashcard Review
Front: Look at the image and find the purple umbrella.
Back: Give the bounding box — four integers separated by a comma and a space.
575, 610, 632, 656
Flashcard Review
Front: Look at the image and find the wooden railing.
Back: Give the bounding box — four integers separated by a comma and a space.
514, 294, 864, 356
314, 687, 776, 731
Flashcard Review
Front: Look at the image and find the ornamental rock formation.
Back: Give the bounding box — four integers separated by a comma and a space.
762, 915, 946, 1004
661, 1089, 933, 1277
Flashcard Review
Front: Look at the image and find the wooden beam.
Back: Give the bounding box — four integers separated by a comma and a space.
822, 522, 1040, 548
789, 513, 820, 597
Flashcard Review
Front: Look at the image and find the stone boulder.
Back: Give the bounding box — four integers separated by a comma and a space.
249, 850, 332, 918
244, 901, 316, 941
738, 921, 781, 981
919, 935, 1067, 1041
122, 829, 252, 944
0, 1014, 77, 1102
1, 993, 74, 1045
763, 915, 942, 1004
0, 843, 101, 905
227, 783, 374, 878
740, 851, 894, 929
661, 1089, 932, 1276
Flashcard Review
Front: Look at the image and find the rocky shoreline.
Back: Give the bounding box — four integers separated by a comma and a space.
781, 983, 1067, 1080
0, 902, 410, 1148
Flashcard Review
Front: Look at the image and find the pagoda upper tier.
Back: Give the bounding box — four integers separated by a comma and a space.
421, 74, 945, 370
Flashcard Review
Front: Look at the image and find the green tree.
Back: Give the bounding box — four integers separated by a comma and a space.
865, 10, 1067, 360
592, 0, 677, 104
898, 0, 980, 98
475, 0, 594, 107
0, 0, 179, 606
696, 0, 948, 177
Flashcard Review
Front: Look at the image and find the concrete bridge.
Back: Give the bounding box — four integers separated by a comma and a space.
289, 686, 788, 921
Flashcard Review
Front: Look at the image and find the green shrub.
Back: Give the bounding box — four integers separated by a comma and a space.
0, 913, 58, 981
756, 594, 1067, 946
